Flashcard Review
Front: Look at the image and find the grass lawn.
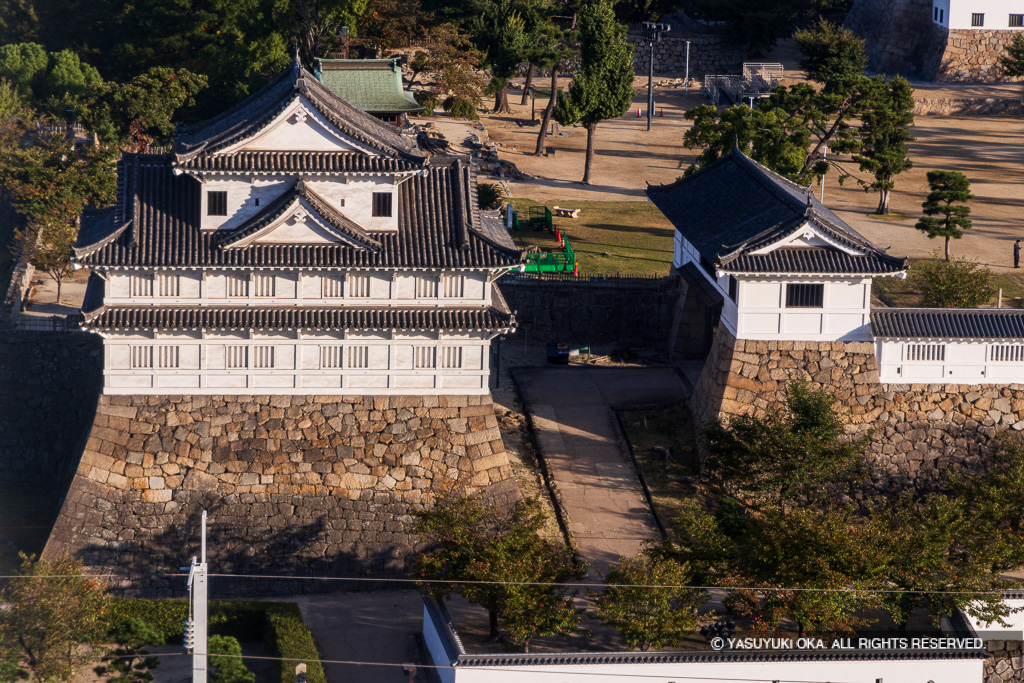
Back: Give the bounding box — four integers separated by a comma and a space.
507, 198, 674, 277
872, 258, 1024, 308
616, 403, 701, 528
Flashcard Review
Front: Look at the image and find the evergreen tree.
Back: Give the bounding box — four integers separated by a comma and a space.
999, 32, 1024, 77
914, 170, 973, 261
852, 75, 915, 215
553, 0, 635, 185
475, 0, 528, 113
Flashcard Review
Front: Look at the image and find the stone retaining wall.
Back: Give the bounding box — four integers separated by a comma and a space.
923, 28, 1024, 82
915, 97, 1024, 116
43, 393, 521, 596
693, 327, 1024, 490
985, 640, 1024, 681
627, 30, 745, 79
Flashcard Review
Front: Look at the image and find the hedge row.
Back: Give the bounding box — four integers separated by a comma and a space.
106, 599, 326, 683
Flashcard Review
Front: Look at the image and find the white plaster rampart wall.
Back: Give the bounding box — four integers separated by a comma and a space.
197, 175, 399, 232
103, 269, 490, 307
934, 0, 1024, 28
100, 329, 491, 394
877, 338, 1024, 384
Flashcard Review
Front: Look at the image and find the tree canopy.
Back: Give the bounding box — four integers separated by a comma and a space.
914, 170, 974, 261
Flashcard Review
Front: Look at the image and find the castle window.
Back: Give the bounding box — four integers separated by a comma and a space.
414, 346, 436, 369
728, 276, 738, 302
1011, 14, 1024, 27
321, 346, 343, 368
347, 345, 369, 368
785, 283, 823, 308
940, 8, 944, 22
906, 344, 945, 362
253, 345, 275, 368
226, 273, 249, 297
130, 273, 153, 297
372, 192, 393, 217
157, 273, 179, 297
255, 197, 260, 207
227, 346, 248, 368
441, 347, 463, 369
347, 273, 371, 298
972, 12, 984, 26
323, 274, 344, 298
933, 7, 937, 21
442, 274, 465, 298
157, 346, 180, 369
990, 345, 1024, 362
207, 191, 228, 216
253, 272, 275, 297
416, 275, 438, 298
130, 345, 153, 369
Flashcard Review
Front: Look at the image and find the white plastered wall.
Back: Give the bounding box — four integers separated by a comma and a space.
876, 338, 1024, 383
937, 0, 1024, 28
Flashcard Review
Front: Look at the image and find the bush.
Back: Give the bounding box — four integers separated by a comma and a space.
913, 256, 991, 308
209, 635, 255, 683
477, 183, 503, 210
442, 96, 479, 120
264, 604, 327, 683
414, 91, 440, 116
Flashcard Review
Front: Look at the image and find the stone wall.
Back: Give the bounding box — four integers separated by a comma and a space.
499, 274, 678, 349
627, 30, 745, 79
915, 97, 1024, 116
923, 28, 1024, 82
693, 327, 1024, 490
0, 331, 103, 486
985, 640, 1024, 682
43, 393, 521, 596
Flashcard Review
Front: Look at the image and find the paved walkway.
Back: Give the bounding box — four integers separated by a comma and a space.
515, 366, 689, 577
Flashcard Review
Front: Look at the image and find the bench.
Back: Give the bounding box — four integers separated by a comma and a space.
552, 206, 581, 219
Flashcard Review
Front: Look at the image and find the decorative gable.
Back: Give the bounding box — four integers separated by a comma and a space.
223, 96, 382, 155
749, 221, 866, 256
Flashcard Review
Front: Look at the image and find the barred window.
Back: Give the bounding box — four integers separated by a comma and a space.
990, 345, 1024, 362
906, 344, 945, 362
253, 345, 275, 368
227, 346, 248, 369
323, 274, 344, 298
1011, 14, 1024, 26
785, 283, 824, 308
441, 347, 463, 369
442, 274, 465, 298
347, 345, 369, 368
416, 275, 438, 298
157, 273, 179, 297
130, 273, 153, 297
414, 346, 436, 369
157, 346, 180, 369
347, 273, 371, 298
972, 12, 984, 26
130, 345, 153, 369
226, 273, 248, 297
371, 192, 393, 217
321, 346, 343, 368
253, 272, 275, 297
207, 191, 228, 216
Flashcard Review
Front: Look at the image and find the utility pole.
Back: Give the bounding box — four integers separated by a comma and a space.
684, 40, 691, 96
183, 511, 209, 683
641, 22, 670, 131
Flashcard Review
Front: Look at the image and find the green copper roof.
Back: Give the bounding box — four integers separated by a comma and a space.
314, 58, 424, 114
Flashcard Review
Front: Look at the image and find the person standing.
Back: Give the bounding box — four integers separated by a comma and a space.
1015, 240, 1021, 268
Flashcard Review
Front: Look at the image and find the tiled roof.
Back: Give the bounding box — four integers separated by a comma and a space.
173, 57, 424, 165
647, 149, 906, 276
177, 151, 420, 174
678, 262, 724, 307
217, 180, 380, 250
74, 154, 522, 270
314, 58, 424, 114
723, 247, 906, 274
871, 308, 1024, 340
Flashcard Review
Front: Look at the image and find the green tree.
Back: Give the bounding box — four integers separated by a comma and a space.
208, 636, 255, 683
702, 382, 869, 510
553, 0, 635, 185
0, 78, 32, 120
915, 170, 973, 261
82, 67, 208, 143
414, 496, 584, 650
96, 619, 163, 683
999, 32, 1024, 77
295, 0, 371, 64
419, 22, 485, 111
0, 554, 109, 683
475, 0, 529, 113
852, 75, 915, 215
912, 256, 991, 308
794, 19, 867, 88
592, 547, 706, 650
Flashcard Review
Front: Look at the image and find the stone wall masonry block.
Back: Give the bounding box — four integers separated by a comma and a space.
692, 326, 1024, 491
42, 393, 522, 596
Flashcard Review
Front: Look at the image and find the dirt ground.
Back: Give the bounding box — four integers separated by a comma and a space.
449, 45, 1024, 274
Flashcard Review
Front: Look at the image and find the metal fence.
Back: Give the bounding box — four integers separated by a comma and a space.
13, 315, 79, 333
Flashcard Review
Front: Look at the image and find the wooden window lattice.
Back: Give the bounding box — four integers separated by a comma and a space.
990, 345, 1024, 362
347, 346, 369, 368
905, 344, 945, 362
441, 347, 463, 369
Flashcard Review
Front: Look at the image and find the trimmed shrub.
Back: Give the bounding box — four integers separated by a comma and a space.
442, 96, 479, 120
264, 604, 327, 683
209, 635, 255, 683
477, 183, 503, 210
414, 91, 440, 116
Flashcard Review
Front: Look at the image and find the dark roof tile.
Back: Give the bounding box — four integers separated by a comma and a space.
679, 262, 724, 306
871, 308, 1024, 339
724, 247, 906, 274
178, 151, 420, 174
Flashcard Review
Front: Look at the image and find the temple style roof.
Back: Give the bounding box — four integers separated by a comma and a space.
315, 58, 424, 115
74, 154, 521, 270
871, 308, 1024, 340
176, 151, 420, 175
647, 149, 906, 276
173, 56, 424, 167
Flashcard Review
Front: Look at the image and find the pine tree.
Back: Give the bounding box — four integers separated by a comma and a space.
852, 75, 915, 215
1000, 32, 1024, 77
553, 0, 635, 185
915, 170, 973, 261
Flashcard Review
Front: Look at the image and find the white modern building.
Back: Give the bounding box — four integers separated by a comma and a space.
74, 55, 521, 395
931, 0, 1024, 30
